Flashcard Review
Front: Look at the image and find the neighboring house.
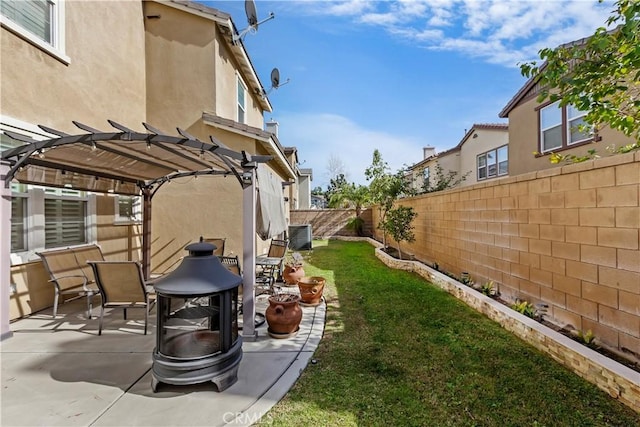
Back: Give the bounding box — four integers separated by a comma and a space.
1, 0, 296, 320
409, 124, 508, 193
498, 36, 636, 176
459, 124, 509, 187
310, 194, 326, 209
297, 168, 313, 209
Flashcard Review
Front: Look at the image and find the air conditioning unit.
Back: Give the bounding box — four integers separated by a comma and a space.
288, 224, 312, 250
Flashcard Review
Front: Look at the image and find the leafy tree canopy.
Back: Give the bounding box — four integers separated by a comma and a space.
520, 0, 640, 142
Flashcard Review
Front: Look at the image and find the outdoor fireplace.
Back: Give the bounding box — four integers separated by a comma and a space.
151, 239, 242, 392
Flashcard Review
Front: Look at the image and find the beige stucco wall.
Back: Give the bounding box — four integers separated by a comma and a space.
508, 96, 635, 176
373, 152, 640, 360
3, 1, 147, 319
143, 2, 264, 130
1, 0, 146, 131
460, 129, 509, 186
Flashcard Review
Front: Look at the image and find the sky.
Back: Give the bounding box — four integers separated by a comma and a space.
207, 0, 615, 188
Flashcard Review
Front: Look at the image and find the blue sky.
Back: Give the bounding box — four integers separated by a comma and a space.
209, 0, 614, 188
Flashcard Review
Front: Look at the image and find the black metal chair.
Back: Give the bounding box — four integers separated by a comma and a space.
255, 238, 289, 295
218, 255, 265, 328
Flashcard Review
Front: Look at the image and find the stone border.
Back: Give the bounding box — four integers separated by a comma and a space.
330, 236, 640, 413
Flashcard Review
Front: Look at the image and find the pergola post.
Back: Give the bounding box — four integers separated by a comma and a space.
142, 188, 152, 280
242, 167, 257, 340
1, 163, 13, 340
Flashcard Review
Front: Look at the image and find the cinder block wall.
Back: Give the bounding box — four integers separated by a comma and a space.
290, 208, 373, 238
373, 152, 640, 360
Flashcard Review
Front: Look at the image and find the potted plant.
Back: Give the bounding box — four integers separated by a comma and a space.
282, 252, 305, 285
297, 276, 326, 306
265, 292, 302, 339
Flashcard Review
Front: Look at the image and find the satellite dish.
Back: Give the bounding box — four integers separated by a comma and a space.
233, 0, 275, 44
259, 67, 290, 99
271, 68, 280, 88
245, 0, 258, 27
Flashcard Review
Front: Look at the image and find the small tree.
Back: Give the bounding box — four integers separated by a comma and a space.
380, 205, 417, 260
421, 165, 470, 194
325, 173, 348, 205
328, 183, 370, 236
365, 150, 409, 248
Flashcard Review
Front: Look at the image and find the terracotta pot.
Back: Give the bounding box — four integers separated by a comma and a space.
265, 294, 302, 337
297, 276, 326, 306
283, 265, 305, 285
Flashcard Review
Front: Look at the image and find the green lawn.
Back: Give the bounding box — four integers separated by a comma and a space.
264, 240, 640, 426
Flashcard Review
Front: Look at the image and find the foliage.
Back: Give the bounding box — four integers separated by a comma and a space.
421, 164, 471, 193
481, 280, 499, 297
519, 0, 640, 142
265, 240, 640, 426
325, 173, 348, 204
345, 216, 365, 237
577, 329, 597, 346
328, 183, 370, 216
379, 205, 417, 260
365, 150, 412, 248
285, 251, 304, 268
511, 299, 537, 318
534, 142, 640, 165
311, 186, 325, 196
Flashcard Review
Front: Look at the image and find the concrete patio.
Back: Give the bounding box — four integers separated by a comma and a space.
1, 290, 326, 426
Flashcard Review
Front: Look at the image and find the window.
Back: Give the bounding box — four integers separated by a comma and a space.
11, 195, 27, 251
0, 0, 68, 63
477, 145, 508, 181
539, 101, 591, 153
115, 195, 141, 223
423, 166, 430, 183
1, 0, 52, 43
44, 189, 87, 248
237, 75, 247, 124
2, 122, 95, 257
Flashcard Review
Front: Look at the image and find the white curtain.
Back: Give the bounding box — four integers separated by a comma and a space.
256, 164, 287, 240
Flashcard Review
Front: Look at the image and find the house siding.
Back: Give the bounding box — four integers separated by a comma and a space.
506, 94, 635, 176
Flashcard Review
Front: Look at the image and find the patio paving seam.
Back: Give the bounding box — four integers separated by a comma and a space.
90, 367, 153, 427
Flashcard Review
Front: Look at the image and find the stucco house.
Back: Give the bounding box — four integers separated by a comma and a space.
409, 123, 508, 193
498, 36, 636, 176
1, 0, 296, 328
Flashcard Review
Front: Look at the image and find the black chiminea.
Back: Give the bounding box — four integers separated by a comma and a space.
151, 239, 242, 392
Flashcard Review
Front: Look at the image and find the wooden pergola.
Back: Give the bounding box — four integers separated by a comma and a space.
1, 120, 269, 340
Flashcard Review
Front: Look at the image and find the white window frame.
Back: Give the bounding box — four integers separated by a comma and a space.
114, 194, 142, 224
1, 117, 96, 263
477, 154, 487, 180
477, 145, 508, 181
10, 191, 27, 252
237, 74, 247, 124
567, 105, 590, 145
539, 101, 592, 153
540, 101, 563, 153
0, 0, 69, 64
44, 188, 88, 249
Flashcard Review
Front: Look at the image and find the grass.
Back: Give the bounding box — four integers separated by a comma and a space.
263, 240, 640, 426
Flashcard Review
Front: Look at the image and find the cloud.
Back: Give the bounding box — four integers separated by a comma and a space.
299, 0, 615, 67
277, 112, 421, 186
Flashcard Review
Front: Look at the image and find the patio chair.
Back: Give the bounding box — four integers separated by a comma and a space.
88, 261, 156, 335
218, 255, 265, 328
255, 238, 289, 295
203, 237, 226, 256
37, 245, 104, 319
